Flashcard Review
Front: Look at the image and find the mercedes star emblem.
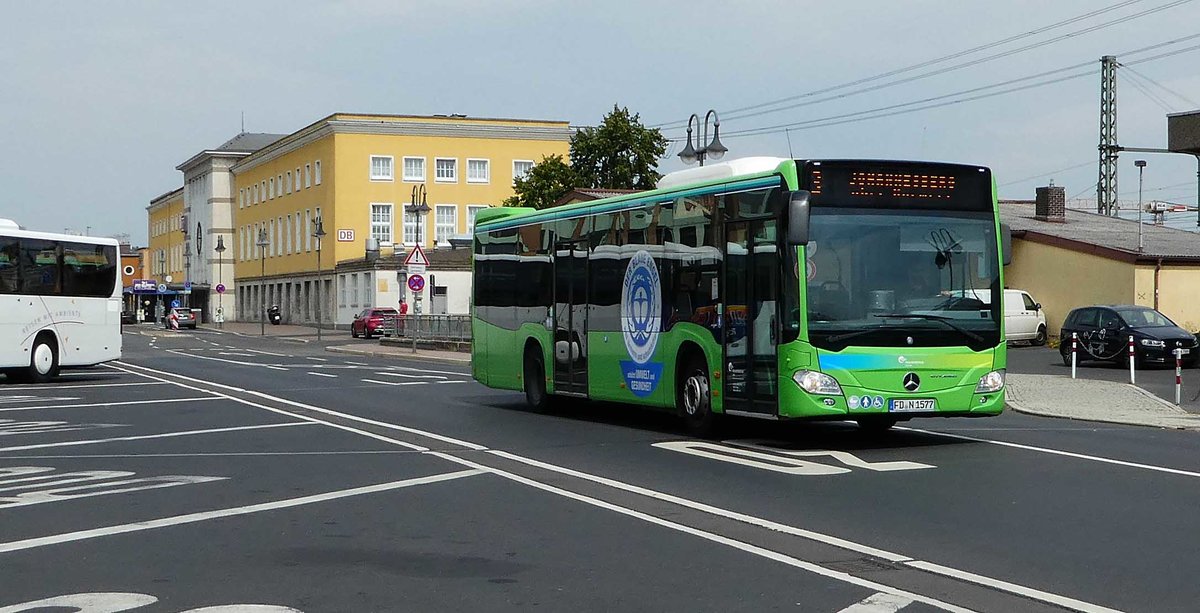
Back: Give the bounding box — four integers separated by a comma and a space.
902, 372, 921, 392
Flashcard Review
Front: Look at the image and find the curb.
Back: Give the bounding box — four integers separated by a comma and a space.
325, 345, 471, 365
1005, 390, 1200, 431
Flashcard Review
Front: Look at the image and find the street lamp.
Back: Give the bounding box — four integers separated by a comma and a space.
1135, 160, 1147, 253
214, 235, 226, 329
408, 184, 431, 249
678, 109, 727, 167
181, 214, 190, 309
312, 217, 326, 340
256, 228, 270, 336
157, 250, 166, 324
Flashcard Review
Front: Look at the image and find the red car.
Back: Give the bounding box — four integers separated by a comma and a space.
351, 307, 401, 339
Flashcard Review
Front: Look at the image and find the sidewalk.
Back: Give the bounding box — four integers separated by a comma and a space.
1006, 373, 1200, 430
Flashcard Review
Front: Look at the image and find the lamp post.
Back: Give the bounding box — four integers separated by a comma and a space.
214, 235, 226, 329
157, 250, 166, 324
256, 228, 270, 336
1135, 160, 1147, 253
312, 217, 326, 340
677, 109, 728, 167
407, 184, 431, 318
181, 214, 190, 309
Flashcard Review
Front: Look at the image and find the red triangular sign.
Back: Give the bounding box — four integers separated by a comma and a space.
403, 244, 430, 267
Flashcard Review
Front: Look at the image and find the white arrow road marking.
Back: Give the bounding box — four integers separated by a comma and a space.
725, 440, 936, 472
0, 592, 157, 613
836, 592, 914, 612
0, 396, 80, 405
0, 419, 125, 436
653, 441, 850, 475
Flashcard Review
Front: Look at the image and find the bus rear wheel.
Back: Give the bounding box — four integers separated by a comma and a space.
523, 347, 551, 412
678, 357, 716, 437
21, 336, 59, 383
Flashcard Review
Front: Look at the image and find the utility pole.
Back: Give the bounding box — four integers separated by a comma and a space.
1097, 55, 1119, 216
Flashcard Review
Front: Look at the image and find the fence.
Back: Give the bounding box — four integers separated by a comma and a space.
378, 314, 472, 342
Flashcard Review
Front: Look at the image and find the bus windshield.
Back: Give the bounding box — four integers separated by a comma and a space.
805, 208, 1001, 351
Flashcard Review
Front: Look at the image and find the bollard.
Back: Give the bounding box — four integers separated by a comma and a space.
1175, 345, 1183, 406
1129, 335, 1136, 384
1071, 332, 1078, 379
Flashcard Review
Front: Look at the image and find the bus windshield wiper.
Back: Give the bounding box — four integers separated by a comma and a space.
827, 326, 891, 344
873, 313, 984, 343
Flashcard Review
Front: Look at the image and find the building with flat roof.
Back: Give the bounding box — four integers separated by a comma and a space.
1002, 185, 1200, 335
230, 112, 571, 326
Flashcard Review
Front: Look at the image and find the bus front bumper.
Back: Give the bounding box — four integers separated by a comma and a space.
776, 383, 1005, 419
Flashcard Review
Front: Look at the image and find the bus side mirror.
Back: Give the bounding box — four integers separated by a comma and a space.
1000, 222, 1012, 266
787, 190, 812, 246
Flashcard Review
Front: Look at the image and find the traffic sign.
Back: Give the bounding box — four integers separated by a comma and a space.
407, 274, 425, 292
184, 281, 192, 291
403, 244, 429, 274
157, 284, 168, 293
171, 300, 181, 308
215, 283, 226, 294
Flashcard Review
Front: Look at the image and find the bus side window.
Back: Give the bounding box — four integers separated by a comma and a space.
0, 237, 18, 294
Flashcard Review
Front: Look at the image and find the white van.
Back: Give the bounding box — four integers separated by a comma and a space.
1004, 289, 1047, 345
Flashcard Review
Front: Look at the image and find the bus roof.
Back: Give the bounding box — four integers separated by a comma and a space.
475, 157, 793, 232
0, 220, 120, 246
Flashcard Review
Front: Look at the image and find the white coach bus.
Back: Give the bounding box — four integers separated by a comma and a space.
0, 219, 122, 382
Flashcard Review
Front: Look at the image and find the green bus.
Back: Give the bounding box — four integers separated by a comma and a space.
471, 157, 1008, 434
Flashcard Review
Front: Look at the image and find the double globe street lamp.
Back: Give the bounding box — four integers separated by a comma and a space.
678, 109, 728, 167
312, 217, 326, 341
256, 228, 270, 336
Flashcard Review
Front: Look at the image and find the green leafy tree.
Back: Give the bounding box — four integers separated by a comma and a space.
502, 154, 578, 210
504, 105, 667, 209
571, 105, 668, 191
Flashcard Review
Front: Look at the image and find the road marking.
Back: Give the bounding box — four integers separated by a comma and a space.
0, 397, 221, 413
218, 352, 255, 357
0, 419, 124, 437
899, 426, 1200, 479
244, 349, 290, 357
345, 361, 368, 366
0, 466, 225, 509
0, 469, 482, 554
0, 382, 166, 391
836, 592, 913, 612
393, 366, 471, 377
725, 440, 936, 472
0, 592, 304, 612
653, 441, 849, 475
306, 357, 327, 362
307, 372, 337, 378
375, 372, 448, 380
109, 361, 1120, 613
0, 395, 80, 405
0, 422, 311, 453
435, 452, 967, 612
0, 451, 418, 459
265, 366, 288, 371
363, 378, 428, 386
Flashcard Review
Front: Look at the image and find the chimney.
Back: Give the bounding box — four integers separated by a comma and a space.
1035, 184, 1066, 222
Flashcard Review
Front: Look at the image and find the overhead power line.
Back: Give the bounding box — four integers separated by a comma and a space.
1120, 63, 1200, 106
653, 0, 1193, 130
998, 160, 1097, 187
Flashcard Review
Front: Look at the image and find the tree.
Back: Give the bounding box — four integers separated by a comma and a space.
503, 105, 668, 209
571, 105, 668, 191
502, 154, 577, 210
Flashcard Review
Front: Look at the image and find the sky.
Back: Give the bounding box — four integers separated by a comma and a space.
2, 0, 1199, 245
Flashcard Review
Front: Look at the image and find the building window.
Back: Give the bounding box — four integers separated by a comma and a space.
278, 174, 284, 195
435, 158, 457, 183
467, 159, 489, 184
435, 205, 457, 245
350, 273, 359, 307
305, 209, 312, 252
467, 205, 489, 233
315, 160, 322, 185
286, 171, 293, 194
295, 168, 301, 191
261, 181, 267, 200
338, 274, 347, 306
403, 207, 421, 245
305, 164, 312, 188
269, 178, 275, 199
286, 214, 293, 254
238, 189, 244, 209
370, 203, 393, 245
513, 160, 534, 183
370, 155, 394, 181
403, 157, 425, 182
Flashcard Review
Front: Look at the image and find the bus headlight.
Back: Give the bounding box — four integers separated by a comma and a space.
792, 370, 843, 395
975, 369, 1005, 394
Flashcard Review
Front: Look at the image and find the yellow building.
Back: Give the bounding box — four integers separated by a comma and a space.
146, 188, 185, 318
230, 112, 571, 325
1003, 193, 1200, 336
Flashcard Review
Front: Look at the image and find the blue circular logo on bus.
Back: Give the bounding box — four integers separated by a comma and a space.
621, 250, 661, 365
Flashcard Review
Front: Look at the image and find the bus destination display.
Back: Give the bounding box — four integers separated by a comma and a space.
805, 162, 991, 210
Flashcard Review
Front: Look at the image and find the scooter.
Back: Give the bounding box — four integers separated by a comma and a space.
268, 305, 282, 326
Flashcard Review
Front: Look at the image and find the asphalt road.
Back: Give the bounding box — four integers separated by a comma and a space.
2, 329, 1199, 612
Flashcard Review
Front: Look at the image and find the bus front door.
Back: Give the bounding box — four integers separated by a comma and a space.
553, 241, 588, 395
723, 219, 779, 415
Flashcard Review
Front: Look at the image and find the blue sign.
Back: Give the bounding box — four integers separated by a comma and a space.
407, 274, 425, 292
132, 279, 157, 293
620, 250, 663, 397
184, 281, 192, 291
158, 284, 168, 294
171, 300, 181, 308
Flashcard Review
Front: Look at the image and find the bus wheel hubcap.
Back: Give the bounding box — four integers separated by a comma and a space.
684, 374, 708, 416
33, 345, 53, 375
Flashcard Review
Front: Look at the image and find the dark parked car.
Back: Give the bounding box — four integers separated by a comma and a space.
351, 307, 401, 339
120, 310, 137, 325
1059, 305, 1198, 367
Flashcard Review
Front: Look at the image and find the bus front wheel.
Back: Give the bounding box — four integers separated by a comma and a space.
523, 348, 551, 412
679, 358, 716, 437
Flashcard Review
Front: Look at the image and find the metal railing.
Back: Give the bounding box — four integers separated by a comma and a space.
378, 314, 472, 342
